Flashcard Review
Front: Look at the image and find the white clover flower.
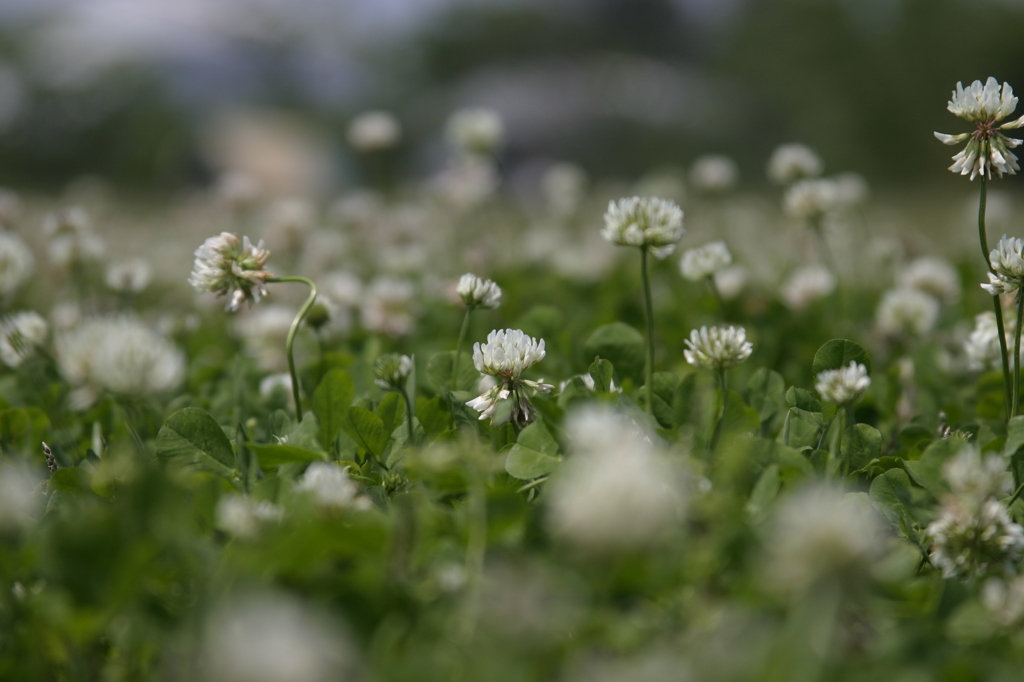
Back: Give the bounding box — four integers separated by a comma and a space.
434, 156, 499, 209
0, 463, 41, 531
783, 178, 840, 225
927, 498, 1024, 579
361, 276, 417, 337
201, 591, 356, 682
684, 325, 753, 371
833, 171, 870, 207
767, 143, 823, 184
546, 406, 687, 553
456, 273, 501, 309
105, 258, 152, 294
189, 232, 274, 312
347, 110, 402, 152
0, 230, 34, 297
679, 241, 732, 282
763, 484, 883, 594
446, 107, 504, 155
296, 462, 369, 512
601, 196, 685, 259
965, 311, 1005, 372
780, 264, 836, 310
0, 311, 48, 368
714, 265, 748, 300
689, 154, 739, 194
935, 77, 1024, 180
467, 329, 553, 426
876, 288, 940, 338
43, 207, 105, 267
983, 576, 1024, 626
258, 372, 292, 399
944, 446, 1011, 502
982, 234, 1024, 296
815, 361, 870, 406
215, 494, 283, 540
55, 316, 185, 399
897, 256, 961, 305
373, 353, 412, 391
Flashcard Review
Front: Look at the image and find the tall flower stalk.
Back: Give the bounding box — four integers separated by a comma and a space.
602, 196, 685, 416
684, 325, 752, 452
266, 276, 318, 421
981, 235, 1024, 417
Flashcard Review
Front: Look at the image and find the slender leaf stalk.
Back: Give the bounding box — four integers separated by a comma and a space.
266, 276, 318, 422
640, 247, 655, 417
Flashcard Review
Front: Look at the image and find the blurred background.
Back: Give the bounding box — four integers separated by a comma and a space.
0, 0, 1022, 196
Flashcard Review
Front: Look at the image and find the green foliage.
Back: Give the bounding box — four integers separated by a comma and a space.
582, 322, 645, 383
155, 407, 237, 477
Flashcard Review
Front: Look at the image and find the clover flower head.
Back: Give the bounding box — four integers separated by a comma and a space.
767, 143, 823, 184
0, 311, 48, 368
105, 258, 152, 294
189, 232, 273, 312
347, 110, 402, 152
467, 329, 552, 426
935, 77, 1024, 180
815, 361, 870, 406
876, 288, 940, 338
898, 256, 961, 304
684, 325, 753, 370
601, 196, 685, 259
983, 576, 1024, 626
0, 231, 34, 297
680, 241, 732, 281
927, 498, 1024, 580
783, 178, 840, 224
456, 273, 502, 309
982, 234, 1024, 296
296, 462, 369, 512
964, 311, 1009, 372
689, 154, 738, 194
781, 263, 836, 310
374, 353, 412, 391
446, 107, 504, 155
215, 494, 283, 540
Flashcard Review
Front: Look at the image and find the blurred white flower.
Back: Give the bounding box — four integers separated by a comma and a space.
763, 484, 883, 594
467, 329, 553, 426
767, 143, 823, 184
928, 498, 1024, 579
456, 273, 502, 309
0, 463, 40, 531
780, 264, 836, 310
815, 361, 870, 406
783, 178, 840, 225
935, 77, 1024, 180
679, 241, 732, 282
259, 372, 292, 399
714, 265, 748, 300
833, 171, 870, 207
684, 325, 753, 371
201, 591, 356, 682
0, 230, 35, 297
347, 110, 401, 152
602, 196, 685, 259
689, 154, 738, 194
215, 495, 283, 540
541, 162, 588, 217
983, 576, 1024, 626
189, 232, 274, 312
55, 316, 185, 399
105, 258, 152, 294
898, 256, 960, 304
964, 311, 1007, 372
361, 277, 417, 337
446, 107, 504, 155
43, 207, 105, 267
876, 288, 940, 338
296, 462, 369, 512
546, 406, 686, 553
0, 311, 48, 368
982, 234, 1024, 296
373, 353, 412, 391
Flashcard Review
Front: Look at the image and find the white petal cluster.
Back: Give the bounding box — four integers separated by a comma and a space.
215, 494, 283, 540
373, 353, 413, 391
0, 311, 48, 367
189, 232, 274, 312
546, 406, 687, 553
982, 234, 1024, 296
679, 241, 732, 282
684, 325, 753, 371
473, 328, 546, 380
446, 107, 504, 155
201, 592, 355, 682
983, 576, 1024, 626
763, 484, 883, 594
347, 110, 402, 152
897, 256, 961, 304
689, 154, 738, 194
43, 207, 106, 267
767, 143, 823, 184
815, 361, 870, 406
601, 196, 685, 259
55, 316, 185, 399
935, 77, 1024, 180
875, 288, 940, 338
783, 178, 840, 224
944, 447, 1011, 501
0, 230, 34, 297
105, 258, 152, 294
456, 273, 502, 309
781, 264, 836, 310
964, 311, 1005, 372
296, 462, 369, 512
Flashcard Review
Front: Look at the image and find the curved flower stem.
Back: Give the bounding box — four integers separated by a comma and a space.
979, 178, 1013, 419
640, 247, 655, 417
267, 276, 318, 422
1014, 292, 1024, 417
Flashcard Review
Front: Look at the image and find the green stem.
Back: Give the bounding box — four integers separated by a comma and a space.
399, 388, 416, 446
979, 178, 1013, 420
710, 368, 727, 454
452, 309, 473, 387
640, 247, 655, 417
707, 275, 725, 317
267, 276, 318, 422
461, 461, 488, 638
1014, 292, 1024, 417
